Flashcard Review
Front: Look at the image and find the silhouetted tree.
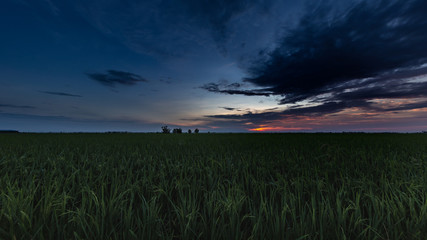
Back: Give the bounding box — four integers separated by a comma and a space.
173, 128, 182, 134
188, 129, 192, 134
194, 128, 199, 133
161, 125, 171, 134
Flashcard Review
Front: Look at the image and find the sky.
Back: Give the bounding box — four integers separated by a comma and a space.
1, 0, 427, 132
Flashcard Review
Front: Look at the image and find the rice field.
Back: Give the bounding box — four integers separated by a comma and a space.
0, 133, 426, 239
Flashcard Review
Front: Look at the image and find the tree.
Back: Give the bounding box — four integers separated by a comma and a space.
188, 129, 192, 134
194, 128, 199, 133
161, 125, 171, 134
173, 128, 182, 134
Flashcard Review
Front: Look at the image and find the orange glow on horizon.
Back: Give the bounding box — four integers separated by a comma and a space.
249, 126, 311, 132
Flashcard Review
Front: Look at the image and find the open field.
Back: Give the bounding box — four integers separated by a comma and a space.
0, 133, 426, 239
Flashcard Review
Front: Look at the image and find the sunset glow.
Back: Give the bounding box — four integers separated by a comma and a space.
249, 127, 311, 132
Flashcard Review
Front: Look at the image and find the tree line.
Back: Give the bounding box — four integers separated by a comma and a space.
161, 126, 199, 134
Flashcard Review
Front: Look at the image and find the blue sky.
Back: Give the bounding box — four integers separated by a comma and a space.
1, 0, 427, 132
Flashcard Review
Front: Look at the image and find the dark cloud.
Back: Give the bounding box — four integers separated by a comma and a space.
87, 70, 147, 87
202, 0, 427, 116
220, 106, 245, 111
385, 100, 427, 111
207, 102, 354, 121
219, 106, 277, 113
221, 107, 237, 111
199, 111, 290, 126
335, 79, 427, 102
0, 104, 36, 109
200, 81, 272, 96
245, 0, 427, 100
206, 96, 427, 125
39, 91, 82, 97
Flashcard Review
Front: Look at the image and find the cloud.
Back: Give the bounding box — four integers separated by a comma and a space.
87, 70, 147, 87
0, 104, 36, 109
202, 0, 427, 113
245, 0, 427, 98
200, 81, 272, 96
39, 91, 82, 97
385, 100, 427, 112
206, 102, 352, 122
205, 96, 427, 127
221, 107, 239, 111
334, 78, 427, 103
220, 106, 248, 111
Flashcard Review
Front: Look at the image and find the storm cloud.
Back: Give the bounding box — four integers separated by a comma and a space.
203, 0, 427, 117
246, 0, 427, 100
87, 70, 147, 87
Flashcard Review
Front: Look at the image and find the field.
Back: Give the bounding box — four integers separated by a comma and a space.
0, 133, 426, 239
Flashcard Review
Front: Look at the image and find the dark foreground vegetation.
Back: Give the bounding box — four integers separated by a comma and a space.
0, 133, 426, 239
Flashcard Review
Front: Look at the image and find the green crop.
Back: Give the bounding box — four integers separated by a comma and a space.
0, 133, 426, 239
